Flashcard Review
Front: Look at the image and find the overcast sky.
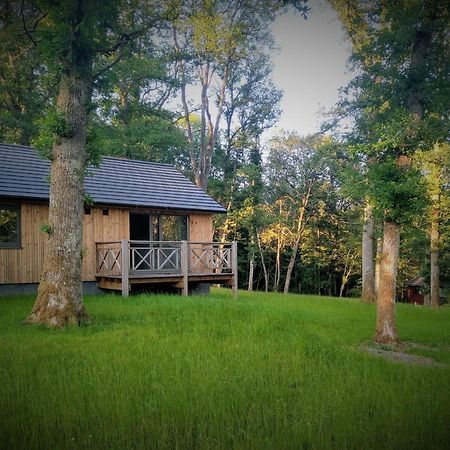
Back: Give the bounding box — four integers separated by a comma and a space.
268, 1, 354, 138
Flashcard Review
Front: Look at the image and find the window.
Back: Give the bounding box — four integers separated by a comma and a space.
0, 205, 21, 248
161, 215, 188, 241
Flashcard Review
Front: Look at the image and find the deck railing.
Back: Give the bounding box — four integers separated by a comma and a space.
95, 240, 237, 297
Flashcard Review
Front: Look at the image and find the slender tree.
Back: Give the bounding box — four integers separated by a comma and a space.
416, 143, 450, 308
361, 202, 376, 302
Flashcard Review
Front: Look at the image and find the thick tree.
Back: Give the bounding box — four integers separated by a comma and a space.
21, 0, 156, 327
332, 0, 450, 342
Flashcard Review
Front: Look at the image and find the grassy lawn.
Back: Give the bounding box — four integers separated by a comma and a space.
1, 289, 449, 450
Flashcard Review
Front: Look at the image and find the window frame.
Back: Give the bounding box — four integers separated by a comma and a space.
0, 204, 21, 249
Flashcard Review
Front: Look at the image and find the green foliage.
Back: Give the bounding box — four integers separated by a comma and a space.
1, 291, 450, 449
83, 193, 95, 206
39, 223, 52, 235
335, 0, 450, 224
45, 110, 74, 138
367, 159, 427, 224
0, 1, 52, 144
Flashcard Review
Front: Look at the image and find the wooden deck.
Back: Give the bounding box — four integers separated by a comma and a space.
95, 240, 237, 298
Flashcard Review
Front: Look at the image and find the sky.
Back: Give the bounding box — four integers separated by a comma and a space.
269, 1, 354, 137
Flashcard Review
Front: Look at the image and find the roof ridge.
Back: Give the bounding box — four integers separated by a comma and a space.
100, 155, 175, 167
0, 144, 176, 168
0, 142, 34, 149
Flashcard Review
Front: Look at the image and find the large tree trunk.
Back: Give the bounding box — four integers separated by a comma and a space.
430, 207, 440, 308
26, 70, 91, 327
361, 203, 376, 302
374, 221, 400, 344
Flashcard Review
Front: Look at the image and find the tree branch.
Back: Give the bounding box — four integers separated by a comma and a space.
20, 0, 37, 47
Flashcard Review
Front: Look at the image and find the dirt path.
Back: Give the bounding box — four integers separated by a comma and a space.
361, 342, 449, 368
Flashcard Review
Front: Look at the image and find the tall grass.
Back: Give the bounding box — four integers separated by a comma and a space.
1, 289, 449, 449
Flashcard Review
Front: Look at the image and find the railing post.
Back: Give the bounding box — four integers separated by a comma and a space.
181, 240, 189, 296
121, 240, 129, 297
232, 241, 238, 300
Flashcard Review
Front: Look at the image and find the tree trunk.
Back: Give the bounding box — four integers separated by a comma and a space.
361, 203, 376, 302
283, 239, 299, 294
248, 233, 256, 291
274, 230, 281, 291
374, 237, 382, 296
374, 221, 400, 344
248, 253, 254, 291
339, 250, 352, 298
257, 232, 269, 292
26, 70, 91, 327
430, 207, 440, 308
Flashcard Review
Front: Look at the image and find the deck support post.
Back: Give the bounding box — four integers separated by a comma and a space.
232, 241, 238, 300
121, 240, 129, 297
181, 240, 189, 296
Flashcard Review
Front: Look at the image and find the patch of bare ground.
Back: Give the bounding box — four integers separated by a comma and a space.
361, 342, 449, 368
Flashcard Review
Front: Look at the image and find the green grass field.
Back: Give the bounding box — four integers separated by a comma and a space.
1, 289, 449, 450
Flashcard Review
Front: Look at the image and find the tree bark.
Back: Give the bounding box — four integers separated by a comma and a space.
248, 253, 254, 291
26, 70, 91, 327
430, 206, 440, 308
374, 237, 382, 296
374, 221, 400, 344
361, 202, 376, 302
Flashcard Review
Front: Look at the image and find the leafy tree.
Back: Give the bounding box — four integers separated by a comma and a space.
18, 0, 164, 327
169, 0, 307, 190
332, 0, 450, 343
415, 143, 450, 307
92, 23, 189, 164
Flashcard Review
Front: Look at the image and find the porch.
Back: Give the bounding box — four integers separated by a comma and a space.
95, 240, 238, 298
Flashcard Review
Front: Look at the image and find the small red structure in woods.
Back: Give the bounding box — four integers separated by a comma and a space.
404, 277, 425, 305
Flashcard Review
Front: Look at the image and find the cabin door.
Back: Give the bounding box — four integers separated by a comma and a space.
129, 213, 160, 271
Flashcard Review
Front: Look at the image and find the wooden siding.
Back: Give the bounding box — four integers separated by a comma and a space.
1, 203, 214, 284
0, 203, 48, 284
82, 208, 129, 281
189, 214, 213, 242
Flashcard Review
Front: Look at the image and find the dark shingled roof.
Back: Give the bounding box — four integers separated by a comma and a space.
0, 143, 226, 213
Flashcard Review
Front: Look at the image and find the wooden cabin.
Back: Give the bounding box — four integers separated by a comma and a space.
0, 143, 237, 297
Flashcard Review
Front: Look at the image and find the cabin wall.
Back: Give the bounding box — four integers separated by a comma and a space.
1, 203, 215, 285
189, 214, 213, 242
82, 208, 129, 281
0, 203, 48, 284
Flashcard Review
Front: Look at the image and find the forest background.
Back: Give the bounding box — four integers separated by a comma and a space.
1, 0, 449, 303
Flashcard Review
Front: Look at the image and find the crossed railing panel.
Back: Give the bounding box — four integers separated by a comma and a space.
96, 241, 234, 277
190, 245, 232, 273
130, 245, 181, 273
96, 243, 122, 276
